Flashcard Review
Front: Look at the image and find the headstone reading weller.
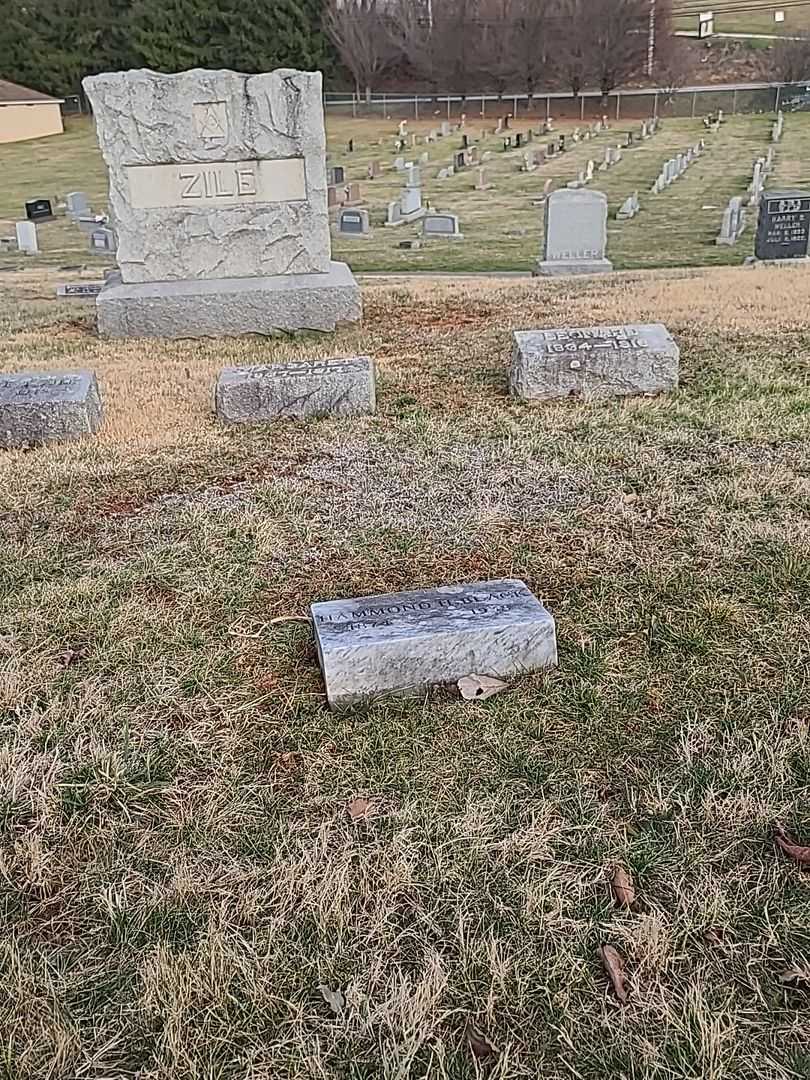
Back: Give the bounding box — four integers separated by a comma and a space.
215, 356, 375, 424
511, 323, 679, 401
83, 67, 361, 338
535, 188, 612, 276
311, 578, 557, 710
0, 371, 102, 448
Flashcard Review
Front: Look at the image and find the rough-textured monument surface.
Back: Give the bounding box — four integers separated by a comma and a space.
511, 323, 679, 401
534, 188, 613, 276
311, 578, 558, 710
0, 371, 102, 448
755, 190, 810, 261
215, 356, 375, 423
83, 67, 361, 338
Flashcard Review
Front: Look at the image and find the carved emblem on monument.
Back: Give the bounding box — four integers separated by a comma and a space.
193, 101, 228, 145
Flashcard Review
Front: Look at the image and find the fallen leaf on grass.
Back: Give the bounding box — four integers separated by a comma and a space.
458, 674, 508, 701
318, 984, 345, 1014
599, 944, 628, 1003
59, 647, 88, 668
465, 1020, 497, 1060
703, 926, 728, 946
347, 796, 374, 821
269, 615, 312, 626
779, 966, 810, 986
774, 826, 810, 865
610, 866, 635, 909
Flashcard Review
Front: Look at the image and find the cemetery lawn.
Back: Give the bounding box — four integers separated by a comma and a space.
2, 264, 810, 1080
4, 112, 810, 275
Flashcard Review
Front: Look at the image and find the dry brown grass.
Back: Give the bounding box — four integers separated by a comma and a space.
0, 265, 809, 1079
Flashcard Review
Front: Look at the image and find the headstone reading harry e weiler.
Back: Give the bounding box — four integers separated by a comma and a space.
755, 190, 810, 261
511, 324, 679, 401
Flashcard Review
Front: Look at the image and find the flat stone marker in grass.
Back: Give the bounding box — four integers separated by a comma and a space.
0, 371, 102, 448
56, 282, 105, 297
215, 356, 375, 424
510, 324, 679, 401
311, 578, 557, 710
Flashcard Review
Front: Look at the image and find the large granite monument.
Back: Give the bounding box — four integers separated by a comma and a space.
83, 68, 362, 338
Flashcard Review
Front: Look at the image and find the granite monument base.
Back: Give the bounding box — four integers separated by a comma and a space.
533, 258, 614, 277
97, 262, 362, 339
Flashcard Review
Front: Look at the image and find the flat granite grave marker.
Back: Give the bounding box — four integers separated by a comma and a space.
83, 67, 361, 338
534, 188, 612, 276
311, 578, 557, 710
56, 282, 105, 297
510, 323, 678, 401
755, 190, 810, 260
215, 356, 375, 424
337, 208, 370, 235
0, 371, 102, 448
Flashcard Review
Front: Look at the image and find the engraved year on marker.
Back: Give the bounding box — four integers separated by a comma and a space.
179, 164, 257, 200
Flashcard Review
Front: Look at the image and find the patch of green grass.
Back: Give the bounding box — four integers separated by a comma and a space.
3, 112, 809, 275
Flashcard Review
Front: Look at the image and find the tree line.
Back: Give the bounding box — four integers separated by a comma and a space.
328, 0, 682, 102
0, 0, 332, 97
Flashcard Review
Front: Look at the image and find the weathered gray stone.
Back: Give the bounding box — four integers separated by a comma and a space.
534, 188, 612, 276
510, 323, 679, 401
311, 578, 557, 710
215, 356, 375, 423
0, 371, 102, 448
96, 263, 361, 339
83, 68, 331, 284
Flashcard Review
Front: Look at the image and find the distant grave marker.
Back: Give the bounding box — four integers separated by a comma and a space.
755, 190, 810, 260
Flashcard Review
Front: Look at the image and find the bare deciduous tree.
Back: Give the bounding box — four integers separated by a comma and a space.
326, 0, 398, 101
769, 36, 810, 84
510, 0, 554, 103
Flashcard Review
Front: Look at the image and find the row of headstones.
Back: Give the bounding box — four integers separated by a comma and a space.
649, 140, 705, 194
717, 187, 810, 260
2, 191, 115, 255
337, 206, 462, 239
0, 323, 679, 450
716, 147, 776, 246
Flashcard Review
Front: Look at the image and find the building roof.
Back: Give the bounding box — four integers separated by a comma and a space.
0, 79, 64, 105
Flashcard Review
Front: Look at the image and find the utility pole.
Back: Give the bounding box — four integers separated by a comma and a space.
647, 0, 656, 77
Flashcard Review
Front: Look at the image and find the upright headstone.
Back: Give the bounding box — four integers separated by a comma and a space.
25, 198, 53, 222
534, 189, 612, 276
422, 212, 463, 239
65, 191, 90, 218
311, 579, 557, 710
337, 208, 370, 236
510, 324, 679, 401
83, 68, 361, 338
616, 191, 640, 220
755, 190, 810, 260
716, 196, 745, 246
15, 221, 38, 254
0, 371, 102, 448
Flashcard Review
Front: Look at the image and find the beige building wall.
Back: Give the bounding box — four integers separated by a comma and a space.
0, 102, 63, 145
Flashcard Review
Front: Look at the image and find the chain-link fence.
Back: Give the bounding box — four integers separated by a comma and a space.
324, 82, 808, 123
